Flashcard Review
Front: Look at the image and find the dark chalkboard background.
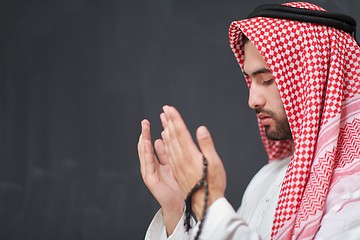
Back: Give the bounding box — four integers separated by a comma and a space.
2, 0, 359, 239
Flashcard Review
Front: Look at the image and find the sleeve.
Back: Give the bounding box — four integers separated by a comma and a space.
145, 198, 263, 240
144, 207, 194, 240
189, 197, 262, 240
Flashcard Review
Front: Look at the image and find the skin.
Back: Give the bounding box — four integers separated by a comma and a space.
137, 119, 184, 235
138, 109, 226, 236
243, 41, 292, 141
137, 39, 292, 236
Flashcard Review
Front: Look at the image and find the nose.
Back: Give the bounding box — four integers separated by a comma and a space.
248, 84, 265, 109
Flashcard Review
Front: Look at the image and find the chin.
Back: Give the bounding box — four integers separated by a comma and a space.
265, 128, 291, 141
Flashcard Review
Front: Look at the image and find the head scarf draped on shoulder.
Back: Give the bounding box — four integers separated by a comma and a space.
229, 2, 360, 239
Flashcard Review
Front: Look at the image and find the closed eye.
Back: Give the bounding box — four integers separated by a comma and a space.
263, 79, 274, 85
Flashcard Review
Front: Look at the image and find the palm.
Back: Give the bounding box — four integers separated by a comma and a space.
149, 155, 184, 207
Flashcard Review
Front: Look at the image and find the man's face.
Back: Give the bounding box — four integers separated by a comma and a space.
243, 40, 292, 141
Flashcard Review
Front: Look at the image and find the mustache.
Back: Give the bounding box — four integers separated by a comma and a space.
255, 107, 274, 117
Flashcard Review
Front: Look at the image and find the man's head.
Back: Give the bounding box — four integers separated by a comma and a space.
243, 39, 292, 141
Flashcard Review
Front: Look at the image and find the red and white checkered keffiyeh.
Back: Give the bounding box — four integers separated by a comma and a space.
229, 2, 360, 239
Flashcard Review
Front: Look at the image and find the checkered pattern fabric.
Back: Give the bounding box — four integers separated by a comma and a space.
229, 2, 360, 239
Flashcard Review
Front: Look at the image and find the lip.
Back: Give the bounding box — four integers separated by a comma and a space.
257, 114, 272, 125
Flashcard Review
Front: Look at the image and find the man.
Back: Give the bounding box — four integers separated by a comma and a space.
138, 2, 360, 239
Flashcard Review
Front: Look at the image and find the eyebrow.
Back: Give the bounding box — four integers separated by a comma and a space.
243, 68, 272, 78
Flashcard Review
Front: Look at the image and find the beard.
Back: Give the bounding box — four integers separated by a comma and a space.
256, 108, 292, 141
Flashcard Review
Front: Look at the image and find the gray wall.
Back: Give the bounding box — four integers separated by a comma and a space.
2, 0, 359, 239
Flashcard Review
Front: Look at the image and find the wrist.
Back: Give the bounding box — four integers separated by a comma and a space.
162, 202, 184, 236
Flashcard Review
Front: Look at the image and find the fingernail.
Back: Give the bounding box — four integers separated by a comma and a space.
198, 126, 209, 138
160, 113, 165, 123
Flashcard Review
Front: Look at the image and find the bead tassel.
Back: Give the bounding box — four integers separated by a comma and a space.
184, 157, 208, 240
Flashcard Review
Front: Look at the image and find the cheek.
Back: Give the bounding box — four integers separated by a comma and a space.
270, 86, 284, 110
275, 105, 288, 124
270, 97, 287, 120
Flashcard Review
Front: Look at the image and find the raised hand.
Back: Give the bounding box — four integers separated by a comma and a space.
160, 105, 227, 221
138, 119, 184, 236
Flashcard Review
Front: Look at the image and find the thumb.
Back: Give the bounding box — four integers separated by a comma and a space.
195, 126, 226, 207
196, 126, 219, 161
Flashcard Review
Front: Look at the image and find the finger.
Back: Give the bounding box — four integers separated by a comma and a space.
196, 126, 218, 159
160, 111, 180, 165
164, 106, 202, 170
159, 112, 172, 155
138, 120, 151, 175
138, 137, 147, 178
196, 126, 225, 181
139, 138, 157, 179
163, 106, 195, 150
137, 120, 144, 155
163, 108, 205, 192
154, 138, 170, 165
138, 119, 151, 159
160, 112, 167, 129
159, 113, 170, 158
141, 119, 151, 142
137, 133, 143, 159
160, 130, 169, 156
161, 129, 176, 171
196, 126, 227, 198
144, 139, 158, 182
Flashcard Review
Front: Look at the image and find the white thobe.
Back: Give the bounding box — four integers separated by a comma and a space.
144, 155, 360, 239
